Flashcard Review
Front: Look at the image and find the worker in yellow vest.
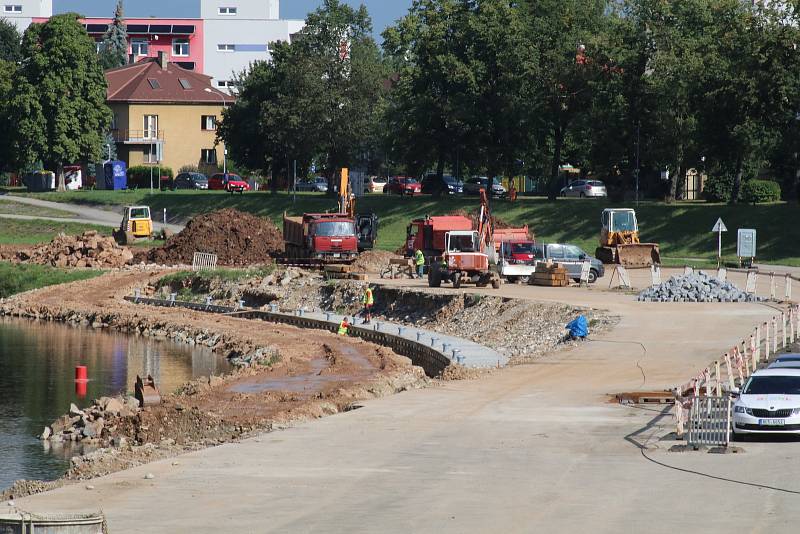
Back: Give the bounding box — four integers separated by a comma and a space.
414, 249, 425, 279
362, 286, 374, 324
338, 317, 350, 336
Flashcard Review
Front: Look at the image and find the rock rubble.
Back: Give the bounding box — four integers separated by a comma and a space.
637, 271, 762, 302
17, 231, 134, 268
41, 396, 141, 446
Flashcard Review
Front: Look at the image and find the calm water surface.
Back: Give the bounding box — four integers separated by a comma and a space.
0, 318, 230, 490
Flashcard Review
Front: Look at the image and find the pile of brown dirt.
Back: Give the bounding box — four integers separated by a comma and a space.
352, 250, 402, 273
18, 231, 133, 268
146, 209, 283, 266
447, 209, 526, 233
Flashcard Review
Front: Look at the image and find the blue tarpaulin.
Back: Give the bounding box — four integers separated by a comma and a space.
566, 315, 589, 339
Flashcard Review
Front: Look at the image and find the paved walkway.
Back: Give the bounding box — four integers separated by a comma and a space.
0, 196, 183, 233
16, 284, 790, 533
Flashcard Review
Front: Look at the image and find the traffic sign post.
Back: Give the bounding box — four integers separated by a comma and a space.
712, 218, 728, 268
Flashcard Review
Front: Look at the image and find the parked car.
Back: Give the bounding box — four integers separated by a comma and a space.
732, 368, 800, 437
296, 176, 329, 193
208, 173, 250, 194
463, 177, 506, 197
364, 176, 388, 193
174, 172, 208, 190
506, 242, 604, 283
768, 361, 800, 369
421, 174, 463, 195
384, 176, 422, 196
560, 179, 607, 198
772, 354, 800, 364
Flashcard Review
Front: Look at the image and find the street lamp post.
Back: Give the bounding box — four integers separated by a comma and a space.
204, 87, 228, 174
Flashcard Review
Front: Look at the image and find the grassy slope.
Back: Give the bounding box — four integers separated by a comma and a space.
0, 261, 104, 298
0, 219, 113, 245
9, 189, 799, 265
0, 199, 77, 217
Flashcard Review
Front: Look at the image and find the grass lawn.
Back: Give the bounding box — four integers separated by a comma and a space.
0, 261, 105, 298
9, 189, 799, 266
0, 219, 113, 245
0, 198, 77, 217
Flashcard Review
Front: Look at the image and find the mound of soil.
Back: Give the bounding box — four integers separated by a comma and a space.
146, 209, 283, 266
447, 209, 527, 233
352, 250, 401, 273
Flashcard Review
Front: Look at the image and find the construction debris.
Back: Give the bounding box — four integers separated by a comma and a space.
637, 271, 762, 302
143, 208, 283, 266
41, 395, 141, 445
17, 231, 134, 268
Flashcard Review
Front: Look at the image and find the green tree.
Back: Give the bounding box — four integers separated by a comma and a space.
0, 19, 21, 63
219, 0, 385, 188
98, 0, 128, 70
0, 59, 17, 171
10, 14, 112, 190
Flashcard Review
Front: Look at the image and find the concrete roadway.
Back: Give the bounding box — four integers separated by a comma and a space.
14, 283, 798, 533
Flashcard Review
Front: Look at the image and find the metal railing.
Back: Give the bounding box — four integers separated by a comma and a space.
111, 129, 165, 143
688, 396, 731, 447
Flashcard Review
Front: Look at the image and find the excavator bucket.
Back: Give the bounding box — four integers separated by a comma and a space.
615, 243, 661, 268
134, 374, 162, 408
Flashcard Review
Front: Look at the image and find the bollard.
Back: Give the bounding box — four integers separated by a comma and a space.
325, 312, 332, 321
416, 332, 423, 342
442, 343, 450, 353
452, 349, 461, 361
238, 299, 245, 311
205, 296, 213, 308
169, 293, 177, 306
398, 326, 405, 336
374, 323, 380, 331
270, 303, 278, 313
134, 288, 141, 303
430, 337, 438, 347
297, 309, 304, 317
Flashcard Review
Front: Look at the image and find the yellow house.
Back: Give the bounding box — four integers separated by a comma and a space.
105, 52, 231, 175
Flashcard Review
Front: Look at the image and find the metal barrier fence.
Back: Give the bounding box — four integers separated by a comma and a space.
687, 396, 731, 447
192, 252, 218, 272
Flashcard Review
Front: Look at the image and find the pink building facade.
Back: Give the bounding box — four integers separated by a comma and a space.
32, 17, 205, 73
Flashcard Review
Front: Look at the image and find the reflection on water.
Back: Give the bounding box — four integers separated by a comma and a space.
0, 318, 231, 490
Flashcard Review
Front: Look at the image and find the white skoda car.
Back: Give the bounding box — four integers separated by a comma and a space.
733, 368, 800, 436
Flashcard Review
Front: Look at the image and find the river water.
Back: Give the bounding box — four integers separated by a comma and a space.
0, 318, 231, 491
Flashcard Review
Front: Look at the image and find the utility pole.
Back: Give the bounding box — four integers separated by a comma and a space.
635, 121, 641, 207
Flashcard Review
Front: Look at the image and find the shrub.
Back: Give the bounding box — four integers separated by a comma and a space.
703, 174, 735, 203
178, 164, 199, 174
127, 165, 174, 189
741, 179, 781, 204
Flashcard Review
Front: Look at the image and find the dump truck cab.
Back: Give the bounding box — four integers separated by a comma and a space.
428, 230, 501, 289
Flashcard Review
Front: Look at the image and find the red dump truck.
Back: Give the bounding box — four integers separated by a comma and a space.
283, 213, 359, 263
406, 216, 530, 257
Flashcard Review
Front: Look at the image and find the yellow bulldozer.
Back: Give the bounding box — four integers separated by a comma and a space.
595, 208, 661, 268
113, 206, 153, 245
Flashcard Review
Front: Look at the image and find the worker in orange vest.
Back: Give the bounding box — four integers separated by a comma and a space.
338, 317, 350, 336
508, 180, 517, 202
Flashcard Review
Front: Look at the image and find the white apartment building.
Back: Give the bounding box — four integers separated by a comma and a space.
201, 0, 304, 93
1, 0, 50, 31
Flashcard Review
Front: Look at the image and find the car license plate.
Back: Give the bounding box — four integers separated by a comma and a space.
758, 419, 785, 426
333, 253, 340, 258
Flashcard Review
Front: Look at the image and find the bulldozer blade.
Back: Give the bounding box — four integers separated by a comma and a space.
595, 246, 617, 265
616, 243, 661, 268
134, 374, 162, 408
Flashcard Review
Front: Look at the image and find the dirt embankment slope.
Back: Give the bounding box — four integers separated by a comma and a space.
0, 270, 427, 499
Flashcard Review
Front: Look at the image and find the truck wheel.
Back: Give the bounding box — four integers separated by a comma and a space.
518, 276, 530, 285
491, 277, 502, 289
428, 267, 441, 288
452, 274, 461, 289
507, 276, 517, 284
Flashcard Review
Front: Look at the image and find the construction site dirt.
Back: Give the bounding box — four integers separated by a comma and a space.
0, 270, 428, 499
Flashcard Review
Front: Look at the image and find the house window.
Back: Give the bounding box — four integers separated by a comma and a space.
217, 44, 235, 52
131, 39, 148, 56
201, 149, 217, 165
143, 115, 158, 139
173, 39, 189, 57
144, 144, 162, 164
179, 78, 192, 90
218, 7, 237, 15
216, 80, 235, 88
201, 115, 217, 131
4, 5, 22, 13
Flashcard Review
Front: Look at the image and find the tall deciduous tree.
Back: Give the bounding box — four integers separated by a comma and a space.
0, 19, 21, 63
219, 0, 385, 186
10, 14, 112, 190
99, 1, 128, 70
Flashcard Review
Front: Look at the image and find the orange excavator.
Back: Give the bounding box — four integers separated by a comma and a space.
428, 190, 503, 289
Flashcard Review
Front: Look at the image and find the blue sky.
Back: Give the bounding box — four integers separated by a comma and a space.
55, 1, 411, 40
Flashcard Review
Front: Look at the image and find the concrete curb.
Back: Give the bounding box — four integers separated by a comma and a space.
124, 296, 507, 375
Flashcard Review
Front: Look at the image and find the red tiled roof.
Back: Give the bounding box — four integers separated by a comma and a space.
106, 57, 233, 104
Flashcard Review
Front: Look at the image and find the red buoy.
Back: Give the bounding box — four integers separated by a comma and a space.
75, 380, 87, 398
75, 365, 88, 382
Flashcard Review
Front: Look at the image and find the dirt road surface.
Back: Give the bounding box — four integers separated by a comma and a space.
15, 277, 794, 532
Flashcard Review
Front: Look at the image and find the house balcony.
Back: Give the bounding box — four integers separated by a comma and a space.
112, 129, 166, 145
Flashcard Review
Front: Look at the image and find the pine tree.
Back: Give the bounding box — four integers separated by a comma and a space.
99, 1, 128, 70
